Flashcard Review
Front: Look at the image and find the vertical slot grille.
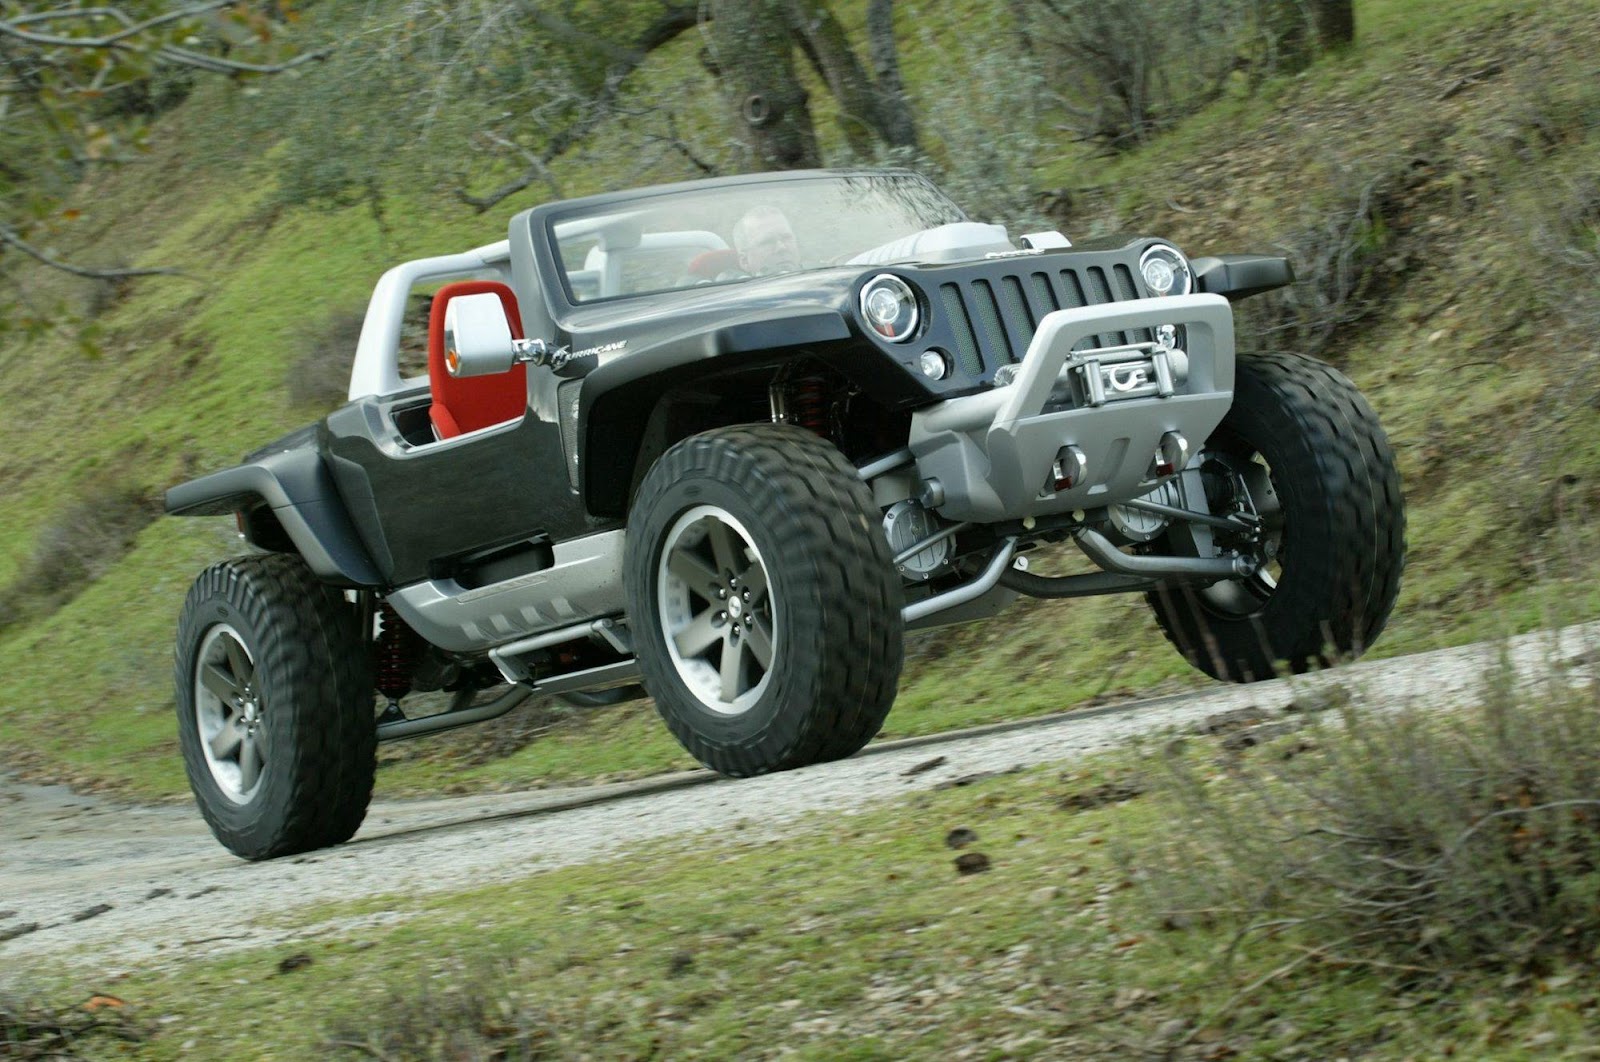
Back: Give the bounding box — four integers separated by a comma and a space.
999, 276, 1035, 363
1085, 266, 1124, 346
1113, 264, 1153, 343
1059, 269, 1088, 310
1029, 271, 1060, 316
940, 283, 984, 375
939, 260, 1153, 376
970, 279, 1014, 364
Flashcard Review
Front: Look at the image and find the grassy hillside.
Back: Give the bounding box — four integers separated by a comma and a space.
1, 0, 1597, 800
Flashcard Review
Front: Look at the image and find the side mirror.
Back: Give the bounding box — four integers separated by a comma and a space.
443, 292, 518, 377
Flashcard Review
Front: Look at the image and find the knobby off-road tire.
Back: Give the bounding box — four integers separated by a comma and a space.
1147, 351, 1405, 681
626, 424, 904, 776
174, 553, 376, 859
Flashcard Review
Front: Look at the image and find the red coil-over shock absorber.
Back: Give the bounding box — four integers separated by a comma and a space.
790, 375, 829, 436
375, 602, 421, 704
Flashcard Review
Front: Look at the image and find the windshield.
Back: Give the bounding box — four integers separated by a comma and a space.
548, 173, 969, 304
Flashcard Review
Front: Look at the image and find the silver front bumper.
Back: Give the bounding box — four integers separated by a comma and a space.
909, 293, 1236, 523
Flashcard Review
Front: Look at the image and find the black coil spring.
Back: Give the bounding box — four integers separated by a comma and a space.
375, 602, 419, 702
791, 376, 828, 435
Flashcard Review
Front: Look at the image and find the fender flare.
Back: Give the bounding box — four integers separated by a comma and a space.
577, 309, 853, 518
164, 446, 382, 587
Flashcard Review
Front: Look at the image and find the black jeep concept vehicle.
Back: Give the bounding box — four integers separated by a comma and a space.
166, 169, 1404, 859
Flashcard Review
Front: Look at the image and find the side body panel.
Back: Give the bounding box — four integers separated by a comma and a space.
320, 385, 613, 587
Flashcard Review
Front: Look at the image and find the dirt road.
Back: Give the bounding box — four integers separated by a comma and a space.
2, 625, 1591, 973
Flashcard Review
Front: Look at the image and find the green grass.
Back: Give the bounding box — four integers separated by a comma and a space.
3, 0, 1600, 800
11, 733, 1600, 1060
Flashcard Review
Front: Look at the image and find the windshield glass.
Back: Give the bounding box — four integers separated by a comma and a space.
548, 173, 968, 304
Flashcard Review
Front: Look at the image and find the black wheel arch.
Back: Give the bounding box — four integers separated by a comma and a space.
164, 445, 382, 587
578, 306, 948, 519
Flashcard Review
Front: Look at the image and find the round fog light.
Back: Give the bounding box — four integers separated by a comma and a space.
919, 349, 950, 380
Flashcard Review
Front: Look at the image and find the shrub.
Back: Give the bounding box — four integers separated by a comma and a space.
1234, 158, 1428, 360
0, 485, 160, 637
0, 990, 145, 1059
287, 296, 431, 411
286, 309, 364, 411
1140, 645, 1600, 977
1025, 0, 1253, 152
327, 965, 569, 1061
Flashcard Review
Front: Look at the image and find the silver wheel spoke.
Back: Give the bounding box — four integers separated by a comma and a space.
674, 608, 724, 657
201, 664, 240, 703
738, 561, 767, 602
745, 619, 773, 669
237, 735, 262, 793
708, 522, 742, 577
719, 638, 744, 701
223, 637, 253, 686
194, 624, 262, 804
209, 718, 244, 760
658, 505, 776, 717
668, 549, 719, 594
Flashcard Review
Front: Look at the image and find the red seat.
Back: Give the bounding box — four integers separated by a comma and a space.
427, 281, 527, 439
685, 248, 739, 281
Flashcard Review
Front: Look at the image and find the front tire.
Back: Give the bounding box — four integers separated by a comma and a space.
1147, 351, 1405, 681
175, 554, 376, 859
625, 425, 904, 776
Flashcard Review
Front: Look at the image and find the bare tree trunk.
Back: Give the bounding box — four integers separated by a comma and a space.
865, 0, 917, 151
707, 0, 820, 169
785, 0, 917, 155
1311, 0, 1355, 48
1258, 0, 1313, 75
787, 0, 883, 156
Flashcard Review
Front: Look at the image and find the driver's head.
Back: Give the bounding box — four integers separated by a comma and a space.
733, 206, 801, 275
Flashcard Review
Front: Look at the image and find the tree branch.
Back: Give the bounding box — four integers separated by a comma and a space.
454, 130, 563, 212
454, 4, 700, 213
0, 222, 187, 280
0, 2, 232, 50
155, 42, 332, 74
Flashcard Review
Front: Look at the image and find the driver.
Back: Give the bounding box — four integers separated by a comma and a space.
731, 205, 802, 276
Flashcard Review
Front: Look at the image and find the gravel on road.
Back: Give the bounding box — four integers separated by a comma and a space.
2, 624, 1592, 972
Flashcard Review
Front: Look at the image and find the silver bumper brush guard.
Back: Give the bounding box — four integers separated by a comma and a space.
909, 293, 1237, 524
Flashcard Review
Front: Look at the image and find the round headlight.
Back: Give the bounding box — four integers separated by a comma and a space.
1139, 243, 1192, 297
860, 274, 919, 342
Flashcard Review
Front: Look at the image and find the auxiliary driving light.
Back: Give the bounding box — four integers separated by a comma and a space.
1153, 431, 1190, 478
918, 348, 951, 380
860, 274, 919, 342
1052, 445, 1088, 491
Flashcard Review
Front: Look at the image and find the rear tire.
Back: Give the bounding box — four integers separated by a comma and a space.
625, 425, 904, 776
175, 554, 376, 859
1146, 351, 1405, 681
